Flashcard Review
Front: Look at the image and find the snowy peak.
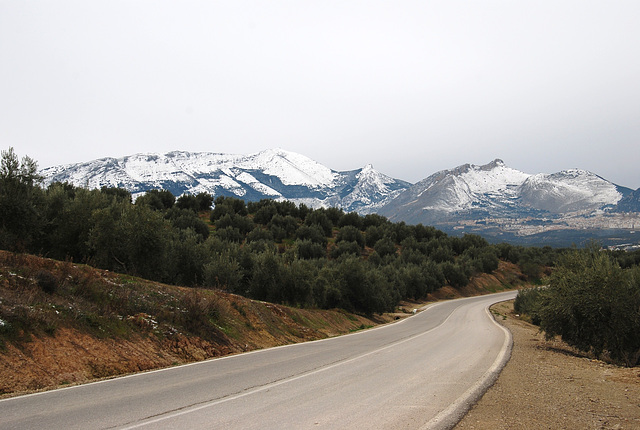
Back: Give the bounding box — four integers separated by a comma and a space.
518, 169, 623, 213
409, 159, 530, 212
457, 159, 530, 195
379, 159, 628, 224
340, 164, 411, 213
239, 148, 337, 187
40, 149, 410, 213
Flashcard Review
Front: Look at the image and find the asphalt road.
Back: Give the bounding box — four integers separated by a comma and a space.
0, 290, 517, 430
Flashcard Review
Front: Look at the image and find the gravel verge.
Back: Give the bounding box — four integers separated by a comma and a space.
455, 301, 640, 430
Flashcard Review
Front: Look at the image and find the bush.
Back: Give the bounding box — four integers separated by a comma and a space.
513, 287, 543, 325
538, 246, 640, 366
35, 269, 58, 294
296, 239, 326, 260
336, 225, 364, 247
178, 290, 220, 337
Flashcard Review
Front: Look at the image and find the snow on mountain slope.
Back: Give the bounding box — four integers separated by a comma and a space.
518, 169, 623, 213
379, 159, 627, 224
42, 150, 633, 225
385, 159, 530, 215
337, 164, 411, 213
40, 149, 410, 213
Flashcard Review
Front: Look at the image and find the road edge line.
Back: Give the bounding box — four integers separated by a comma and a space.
420, 298, 514, 430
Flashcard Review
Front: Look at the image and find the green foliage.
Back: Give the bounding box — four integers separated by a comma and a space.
2, 152, 537, 317
441, 261, 469, 288
374, 237, 397, 258
305, 209, 333, 237
336, 225, 364, 247
295, 224, 327, 247
522, 245, 640, 366
513, 287, 544, 325
195, 193, 214, 211
203, 250, 243, 291
136, 189, 174, 210
0, 147, 43, 251
338, 212, 363, 230
296, 239, 326, 260
165, 207, 210, 240
330, 240, 362, 258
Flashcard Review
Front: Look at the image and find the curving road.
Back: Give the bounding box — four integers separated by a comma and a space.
0, 290, 516, 430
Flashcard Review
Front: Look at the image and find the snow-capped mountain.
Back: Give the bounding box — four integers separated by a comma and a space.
378, 159, 632, 225
40, 152, 640, 245
518, 169, 624, 213
40, 149, 411, 213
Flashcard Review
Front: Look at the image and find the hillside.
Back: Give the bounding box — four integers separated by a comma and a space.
0, 251, 524, 397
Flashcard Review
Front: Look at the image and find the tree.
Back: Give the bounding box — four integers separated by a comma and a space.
337, 212, 363, 230
176, 194, 199, 212
374, 237, 397, 258
195, 192, 213, 211
295, 239, 326, 260
336, 225, 364, 247
203, 250, 243, 292
305, 209, 333, 237
440, 261, 469, 288
41, 185, 113, 260
296, 224, 328, 247
0, 148, 43, 251
136, 189, 174, 210
165, 207, 210, 240
89, 202, 170, 280
538, 245, 640, 366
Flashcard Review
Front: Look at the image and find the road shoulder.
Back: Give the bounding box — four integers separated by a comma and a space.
455, 301, 640, 429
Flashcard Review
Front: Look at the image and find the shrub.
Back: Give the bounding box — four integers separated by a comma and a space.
538, 246, 640, 366
35, 269, 58, 294
513, 287, 543, 325
296, 239, 326, 260
178, 290, 220, 337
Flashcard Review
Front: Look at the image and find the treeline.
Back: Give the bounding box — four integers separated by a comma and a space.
515, 244, 640, 366
1, 148, 549, 314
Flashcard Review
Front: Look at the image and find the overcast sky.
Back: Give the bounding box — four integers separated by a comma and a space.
1, 1, 639, 188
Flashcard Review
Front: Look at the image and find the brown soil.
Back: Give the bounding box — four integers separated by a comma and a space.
456, 301, 640, 430
0, 300, 396, 398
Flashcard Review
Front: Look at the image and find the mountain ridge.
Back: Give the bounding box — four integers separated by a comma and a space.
40, 151, 640, 246
40, 148, 411, 214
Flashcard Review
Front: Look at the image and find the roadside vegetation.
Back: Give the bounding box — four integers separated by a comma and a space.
515, 244, 640, 367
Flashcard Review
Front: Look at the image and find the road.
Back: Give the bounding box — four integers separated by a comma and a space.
0, 290, 516, 430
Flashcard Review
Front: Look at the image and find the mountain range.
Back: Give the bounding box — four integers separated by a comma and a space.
40, 149, 411, 214
378, 159, 635, 222
40, 149, 640, 246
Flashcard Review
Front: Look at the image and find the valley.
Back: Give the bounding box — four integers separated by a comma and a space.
447, 212, 640, 247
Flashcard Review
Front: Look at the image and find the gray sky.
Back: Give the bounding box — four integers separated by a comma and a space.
1, 1, 639, 188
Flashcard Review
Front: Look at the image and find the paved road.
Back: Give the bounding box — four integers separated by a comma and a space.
0, 290, 516, 430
